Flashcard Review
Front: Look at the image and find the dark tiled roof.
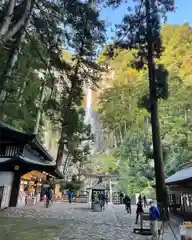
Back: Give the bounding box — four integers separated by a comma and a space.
87, 184, 106, 190
165, 167, 192, 184
0, 155, 63, 179
0, 121, 35, 141
0, 121, 53, 162
0, 155, 55, 166
32, 138, 53, 162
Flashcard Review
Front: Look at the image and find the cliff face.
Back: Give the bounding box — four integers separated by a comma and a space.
90, 70, 115, 106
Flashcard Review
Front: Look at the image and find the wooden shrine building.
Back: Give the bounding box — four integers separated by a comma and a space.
0, 121, 63, 208
166, 162, 192, 217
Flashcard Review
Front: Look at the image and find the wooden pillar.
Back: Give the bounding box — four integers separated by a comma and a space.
109, 178, 112, 203
9, 171, 22, 207
54, 183, 61, 200
88, 177, 92, 202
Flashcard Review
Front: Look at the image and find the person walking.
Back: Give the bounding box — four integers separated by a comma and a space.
45, 187, 53, 208
101, 193, 105, 210
105, 192, 108, 204
124, 194, 131, 214
25, 194, 28, 206
138, 194, 142, 201
120, 192, 124, 205
68, 190, 73, 203
135, 200, 144, 224
149, 201, 160, 240
143, 195, 147, 208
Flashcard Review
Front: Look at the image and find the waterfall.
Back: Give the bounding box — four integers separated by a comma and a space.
85, 87, 92, 124
85, 87, 104, 153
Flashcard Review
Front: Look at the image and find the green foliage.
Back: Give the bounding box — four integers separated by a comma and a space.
118, 131, 154, 194
0, 0, 105, 170
60, 175, 84, 193
94, 152, 117, 173
97, 23, 192, 194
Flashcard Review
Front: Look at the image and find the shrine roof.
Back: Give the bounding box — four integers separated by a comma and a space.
0, 121, 35, 142
0, 121, 53, 161
32, 138, 53, 162
87, 183, 107, 190
0, 154, 55, 166
0, 155, 63, 179
165, 167, 192, 185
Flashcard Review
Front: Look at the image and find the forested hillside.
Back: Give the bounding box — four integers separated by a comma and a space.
97, 23, 192, 194
0, 0, 105, 175
0, 0, 190, 193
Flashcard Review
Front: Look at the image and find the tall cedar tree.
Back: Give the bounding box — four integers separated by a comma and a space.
0, 1, 103, 98
107, 0, 174, 215
0, 0, 104, 162
97, 24, 192, 194
55, 1, 105, 168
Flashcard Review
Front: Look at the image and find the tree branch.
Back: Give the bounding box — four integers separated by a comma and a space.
24, 29, 55, 85
0, 0, 16, 37
2, 0, 34, 43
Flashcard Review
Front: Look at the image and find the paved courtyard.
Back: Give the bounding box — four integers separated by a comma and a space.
0, 202, 180, 240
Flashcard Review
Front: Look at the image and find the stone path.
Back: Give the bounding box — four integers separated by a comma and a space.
0, 202, 180, 240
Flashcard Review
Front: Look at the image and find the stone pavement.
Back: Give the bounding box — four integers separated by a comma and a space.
0, 202, 180, 240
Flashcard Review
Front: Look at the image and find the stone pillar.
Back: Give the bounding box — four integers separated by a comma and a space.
109, 178, 112, 203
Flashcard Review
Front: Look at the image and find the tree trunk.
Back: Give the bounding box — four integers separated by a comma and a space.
114, 132, 117, 148
184, 108, 188, 123
78, 162, 82, 180
145, 0, 168, 217
119, 126, 123, 143
124, 121, 127, 137
110, 131, 113, 148
33, 80, 46, 134
63, 153, 70, 173
17, 79, 28, 103
56, 126, 66, 168
56, 59, 81, 167
0, 0, 35, 100
64, 153, 72, 182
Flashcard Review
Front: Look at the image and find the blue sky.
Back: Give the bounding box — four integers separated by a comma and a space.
100, 0, 192, 40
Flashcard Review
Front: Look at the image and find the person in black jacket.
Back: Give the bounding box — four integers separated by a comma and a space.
143, 195, 147, 208
135, 200, 144, 224
124, 194, 131, 213
119, 192, 124, 205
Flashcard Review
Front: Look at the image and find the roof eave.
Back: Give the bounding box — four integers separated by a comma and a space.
32, 138, 53, 162
0, 121, 35, 142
